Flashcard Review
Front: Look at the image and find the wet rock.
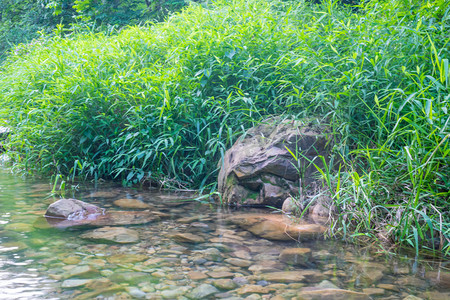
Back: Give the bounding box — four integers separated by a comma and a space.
234, 250, 252, 260
126, 287, 146, 299
233, 276, 249, 286
85, 278, 115, 290
403, 296, 423, 300
228, 214, 326, 241
61, 279, 92, 288
377, 284, 399, 292
65, 265, 99, 279
187, 283, 219, 299
62, 256, 82, 265
282, 197, 300, 214
363, 288, 385, 296
419, 291, 450, 300
225, 257, 252, 267
207, 271, 235, 279
72, 284, 125, 300
80, 226, 139, 244
169, 233, 205, 243
188, 271, 208, 280
236, 285, 272, 295
261, 270, 324, 283
113, 198, 151, 209
298, 288, 370, 300
425, 271, 450, 289
106, 254, 148, 264
46, 211, 159, 228
218, 118, 332, 206
109, 272, 149, 284
197, 248, 223, 261
4, 222, 35, 232
45, 198, 104, 220
249, 261, 284, 273
213, 279, 238, 290
279, 247, 312, 266
161, 287, 190, 299
87, 191, 118, 198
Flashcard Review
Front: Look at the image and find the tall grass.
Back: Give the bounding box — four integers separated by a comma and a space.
0, 0, 448, 254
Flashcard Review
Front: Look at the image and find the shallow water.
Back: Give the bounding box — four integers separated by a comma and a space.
0, 163, 448, 300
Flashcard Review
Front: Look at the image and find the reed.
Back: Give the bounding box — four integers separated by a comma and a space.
0, 0, 448, 254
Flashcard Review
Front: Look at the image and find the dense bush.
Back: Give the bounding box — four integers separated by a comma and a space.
0, 0, 449, 254
0, 1, 197, 60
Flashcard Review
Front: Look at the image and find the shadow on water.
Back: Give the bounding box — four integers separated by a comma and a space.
0, 161, 449, 299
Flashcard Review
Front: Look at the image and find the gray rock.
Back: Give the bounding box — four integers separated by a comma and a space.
45, 198, 104, 220
61, 279, 92, 288
126, 287, 146, 299
45, 210, 160, 228
109, 272, 149, 284
218, 118, 332, 206
187, 284, 219, 299
64, 265, 99, 279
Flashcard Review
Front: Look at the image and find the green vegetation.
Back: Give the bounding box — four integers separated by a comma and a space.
0, 0, 449, 255
0, 1, 196, 60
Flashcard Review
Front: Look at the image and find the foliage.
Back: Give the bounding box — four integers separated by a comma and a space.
0, 0, 449, 254
0, 0, 72, 60
0, 1, 196, 60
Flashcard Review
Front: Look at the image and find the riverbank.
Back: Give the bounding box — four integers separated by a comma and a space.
0, 0, 448, 255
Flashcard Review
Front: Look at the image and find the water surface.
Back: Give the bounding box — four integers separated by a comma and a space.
0, 162, 448, 299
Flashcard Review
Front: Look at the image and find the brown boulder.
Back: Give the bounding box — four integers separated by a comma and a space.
218, 118, 332, 206
228, 214, 326, 241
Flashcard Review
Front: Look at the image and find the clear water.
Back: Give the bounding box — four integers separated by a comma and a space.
0, 160, 448, 300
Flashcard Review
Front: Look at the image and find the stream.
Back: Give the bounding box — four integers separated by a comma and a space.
0, 158, 448, 300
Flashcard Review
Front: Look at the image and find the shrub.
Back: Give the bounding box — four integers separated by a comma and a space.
0, 0, 448, 254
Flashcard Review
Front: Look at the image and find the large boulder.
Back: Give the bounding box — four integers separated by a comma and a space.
218, 118, 332, 206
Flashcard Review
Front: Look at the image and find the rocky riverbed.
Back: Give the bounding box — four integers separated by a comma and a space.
0, 170, 449, 299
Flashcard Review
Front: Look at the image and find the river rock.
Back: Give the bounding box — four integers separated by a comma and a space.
4, 223, 35, 232
261, 270, 325, 283
279, 247, 312, 266
236, 284, 272, 295
113, 198, 151, 209
80, 226, 139, 243
187, 283, 219, 299
298, 288, 370, 300
64, 265, 99, 279
213, 279, 238, 290
45, 210, 160, 228
106, 254, 148, 264
228, 214, 326, 241
45, 198, 104, 220
225, 257, 252, 267
169, 232, 205, 243
218, 118, 331, 206
61, 279, 92, 288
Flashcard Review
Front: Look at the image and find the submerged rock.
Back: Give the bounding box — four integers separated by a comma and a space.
218, 118, 332, 207
169, 232, 205, 243
45, 198, 104, 220
279, 247, 312, 266
113, 198, 151, 209
80, 226, 139, 243
187, 283, 219, 299
45, 210, 160, 228
228, 214, 326, 241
